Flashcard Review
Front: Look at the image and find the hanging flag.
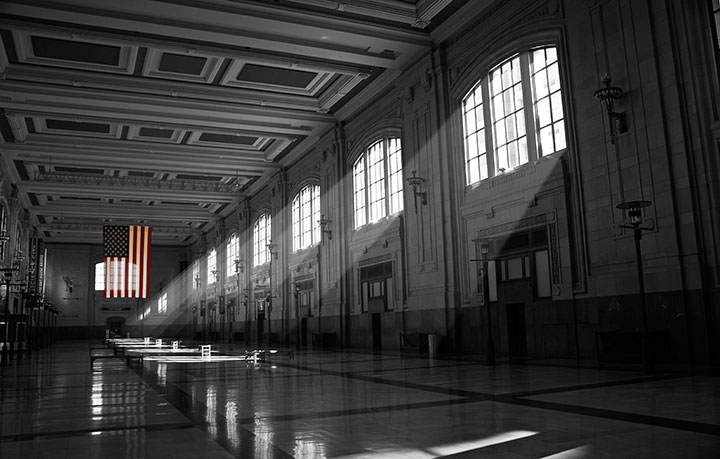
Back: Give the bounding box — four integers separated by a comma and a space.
104, 225, 152, 298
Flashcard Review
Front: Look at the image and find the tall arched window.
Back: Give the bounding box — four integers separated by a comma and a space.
94, 262, 105, 291
463, 46, 566, 184
352, 137, 403, 228
253, 212, 272, 266
292, 184, 320, 251
207, 247, 217, 283
0, 202, 6, 260
226, 232, 239, 277
192, 260, 200, 289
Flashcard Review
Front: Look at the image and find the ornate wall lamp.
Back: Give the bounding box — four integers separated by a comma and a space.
594, 74, 627, 144
267, 242, 278, 260
0, 231, 8, 242
617, 199, 654, 374
405, 169, 428, 213
318, 215, 332, 244
233, 258, 244, 274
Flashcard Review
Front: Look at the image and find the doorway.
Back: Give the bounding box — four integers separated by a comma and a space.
106, 317, 125, 338
507, 303, 527, 360
301, 317, 308, 348
371, 313, 382, 351
257, 312, 265, 343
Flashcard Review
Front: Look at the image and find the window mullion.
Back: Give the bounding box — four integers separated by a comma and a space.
520, 52, 538, 162
364, 154, 370, 224
481, 79, 495, 177
383, 139, 391, 217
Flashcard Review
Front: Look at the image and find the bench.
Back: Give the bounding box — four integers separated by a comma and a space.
89, 344, 123, 369
124, 344, 219, 366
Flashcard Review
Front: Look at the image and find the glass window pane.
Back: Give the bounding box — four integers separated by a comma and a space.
508, 141, 518, 169
551, 91, 564, 122
533, 48, 546, 70
496, 145, 508, 171
493, 94, 504, 117
514, 85, 524, 111
534, 69, 549, 99
503, 89, 514, 113
536, 97, 551, 127
516, 112, 526, 137
494, 120, 506, 145
554, 122, 567, 151
507, 115, 516, 140
491, 69, 502, 94
540, 126, 554, 155
468, 157, 480, 184
548, 62, 560, 93
518, 137, 528, 164
546, 47, 557, 64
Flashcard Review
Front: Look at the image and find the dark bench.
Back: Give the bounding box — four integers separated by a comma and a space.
89, 344, 123, 369
124, 344, 219, 366
312, 332, 337, 347
596, 329, 672, 362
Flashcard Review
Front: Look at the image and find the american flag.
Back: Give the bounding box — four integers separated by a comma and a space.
104, 225, 152, 298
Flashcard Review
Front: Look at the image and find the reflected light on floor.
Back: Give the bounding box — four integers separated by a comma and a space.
334, 430, 538, 459
540, 445, 590, 458
428, 430, 538, 456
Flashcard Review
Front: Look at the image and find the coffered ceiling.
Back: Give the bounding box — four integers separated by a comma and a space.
0, 0, 471, 245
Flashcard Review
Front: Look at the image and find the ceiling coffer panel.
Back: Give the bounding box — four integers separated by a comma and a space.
142, 48, 224, 83
12, 31, 138, 74
220, 60, 334, 96
31, 116, 122, 140
127, 126, 186, 144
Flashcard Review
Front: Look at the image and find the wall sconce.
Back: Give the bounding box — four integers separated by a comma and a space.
210, 269, 218, 282
0, 231, 8, 242
594, 74, 627, 144
267, 241, 278, 260
405, 169, 428, 213
194, 274, 201, 289
318, 214, 332, 244
234, 258, 244, 274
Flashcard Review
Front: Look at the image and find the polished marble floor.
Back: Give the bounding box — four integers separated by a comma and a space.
1, 342, 719, 458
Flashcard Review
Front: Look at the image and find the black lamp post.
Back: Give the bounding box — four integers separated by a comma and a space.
211, 269, 218, 342
294, 285, 301, 350
266, 241, 278, 347
617, 200, 654, 375
472, 237, 496, 366
232, 259, 242, 345
480, 240, 496, 366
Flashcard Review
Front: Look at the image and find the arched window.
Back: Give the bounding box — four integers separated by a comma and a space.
463, 46, 566, 184
207, 247, 217, 283
352, 137, 403, 228
94, 262, 105, 291
158, 292, 168, 314
292, 184, 320, 251
253, 212, 272, 266
0, 202, 6, 259
192, 260, 200, 289
226, 233, 239, 277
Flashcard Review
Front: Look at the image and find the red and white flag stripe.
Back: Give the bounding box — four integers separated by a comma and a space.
105, 226, 152, 298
